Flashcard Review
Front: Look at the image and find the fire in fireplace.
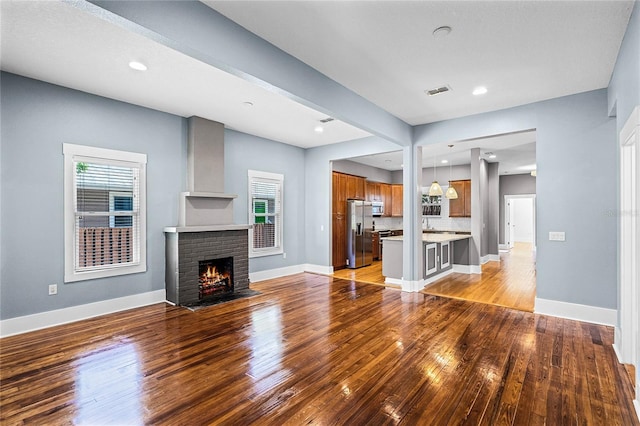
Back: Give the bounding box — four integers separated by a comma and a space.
198, 257, 233, 300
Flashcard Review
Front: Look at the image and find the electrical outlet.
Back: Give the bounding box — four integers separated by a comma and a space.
48, 284, 58, 295
549, 231, 566, 241
283, 252, 287, 259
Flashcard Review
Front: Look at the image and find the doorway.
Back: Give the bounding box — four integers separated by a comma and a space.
505, 194, 537, 251
619, 106, 639, 407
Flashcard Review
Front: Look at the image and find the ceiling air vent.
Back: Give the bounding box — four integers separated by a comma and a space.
319, 117, 335, 123
425, 85, 451, 97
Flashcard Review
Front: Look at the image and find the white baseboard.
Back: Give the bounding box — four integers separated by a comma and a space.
400, 279, 425, 293
0, 289, 166, 338
424, 269, 454, 285
452, 264, 481, 274
384, 277, 403, 286
249, 264, 305, 282
249, 263, 334, 283
634, 399, 640, 423
534, 297, 617, 326
481, 254, 500, 264
303, 263, 334, 276
613, 326, 623, 363
499, 244, 509, 251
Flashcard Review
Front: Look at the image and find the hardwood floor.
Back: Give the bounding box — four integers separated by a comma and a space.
332, 260, 390, 287
423, 242, 536, 312
1, 273, 637, 425
334, 242, 536, 312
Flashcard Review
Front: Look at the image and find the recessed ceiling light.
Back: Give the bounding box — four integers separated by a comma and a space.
128, 61, 147, 71
314, 125, 324, 134
243, 101, 254, 107
441, 159, 448, 164
473, 86, 487, 96
489, 154, 497, 159
432, 26, 452, 38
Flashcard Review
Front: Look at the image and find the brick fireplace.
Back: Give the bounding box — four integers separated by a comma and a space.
165, 228, 249, 306
164, 117, 251, 307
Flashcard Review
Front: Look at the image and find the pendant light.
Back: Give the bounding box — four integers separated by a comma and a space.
445, 145, 458, 199
428, 156, 443, 196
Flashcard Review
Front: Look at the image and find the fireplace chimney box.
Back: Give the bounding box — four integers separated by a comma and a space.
177, 116, 241, 227
187, 116, 224, 193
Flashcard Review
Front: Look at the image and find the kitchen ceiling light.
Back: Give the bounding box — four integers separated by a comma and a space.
128, 61, 147, 71
441, 159, 448, 164
445, 144, 458, 199
429, 156, 443, 196
472, 86, 487, 96
314, 125, 324, 133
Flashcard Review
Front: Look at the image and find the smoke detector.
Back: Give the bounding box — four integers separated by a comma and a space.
425, 85, 452, 97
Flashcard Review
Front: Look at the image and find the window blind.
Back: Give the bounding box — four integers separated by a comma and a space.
74, 160, 140, 270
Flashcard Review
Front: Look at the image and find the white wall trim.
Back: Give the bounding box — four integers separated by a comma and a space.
534, 298, 617, 327
384, 277, 403, 286
498, 244, 510, 251
0, 289, 166, 338
303, 263, 334, 276
424, 269, 454, 286
400, 278, 426, 293
481, 254, 500, 264
249, 265, 305, 282
452, 264, 482, 274
249, 263, 334, 283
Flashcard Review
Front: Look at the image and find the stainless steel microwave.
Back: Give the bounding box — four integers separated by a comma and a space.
372, 201, 384, 216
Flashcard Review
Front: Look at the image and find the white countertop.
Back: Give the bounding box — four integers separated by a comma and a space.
382, 234, 472, 243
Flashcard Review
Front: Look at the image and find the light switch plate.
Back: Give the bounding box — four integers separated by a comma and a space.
549, 231, 566, 241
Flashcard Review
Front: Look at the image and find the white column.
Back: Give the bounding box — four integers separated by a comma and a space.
401, 144, 424, 291
469, 148, 482, 271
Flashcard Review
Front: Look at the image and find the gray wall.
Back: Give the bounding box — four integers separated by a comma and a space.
422, 164, 471, 185
224, 129, 306, 272
332, 159, 394, 183
413, 89, 617, 310
498, 174, 537, 245
487, 163, 500, 256
0, 72, 185, 320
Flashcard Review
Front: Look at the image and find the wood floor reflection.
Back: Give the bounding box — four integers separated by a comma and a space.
334, 242, 536, 312
423, 242, 536, 312
1, 273, 636, 425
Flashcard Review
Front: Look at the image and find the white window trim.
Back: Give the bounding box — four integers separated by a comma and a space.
248, 170, 283, 258
63, 143, 147, 283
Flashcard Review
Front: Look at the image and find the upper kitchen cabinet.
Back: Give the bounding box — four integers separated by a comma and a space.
449, 180, 471, 217
391, 184, 403, 216
346, 174, 366, 200
366, 181, 381, 201
380, 184, 392, 217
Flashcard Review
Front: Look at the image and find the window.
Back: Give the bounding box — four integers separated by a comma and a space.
63, 143, 147, 282
248, 170, 283, 257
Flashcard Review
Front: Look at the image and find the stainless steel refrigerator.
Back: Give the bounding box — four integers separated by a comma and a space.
347, 199, 373, 269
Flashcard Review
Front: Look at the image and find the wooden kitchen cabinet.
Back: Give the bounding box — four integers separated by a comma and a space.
346, 175, 366, 200
366, 181, 381, 201
372, 231, 380, 260
380, 184, 392, 217
391, 184, 403, 216
448, 180, 471, 217
332, 171, 367, 269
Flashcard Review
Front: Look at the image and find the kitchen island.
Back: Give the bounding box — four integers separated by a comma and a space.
381, 233, 473, 286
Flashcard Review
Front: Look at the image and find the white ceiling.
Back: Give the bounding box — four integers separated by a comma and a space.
0, 0, 634, 160
209, 0, 634, 125
348, 130, 537, 175
0, 0, 371, 149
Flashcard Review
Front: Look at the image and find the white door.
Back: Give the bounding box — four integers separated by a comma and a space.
512, 198, 534, 243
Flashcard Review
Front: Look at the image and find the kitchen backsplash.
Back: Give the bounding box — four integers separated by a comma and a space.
423, 216, 471, 231
374, 216, 471, 232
